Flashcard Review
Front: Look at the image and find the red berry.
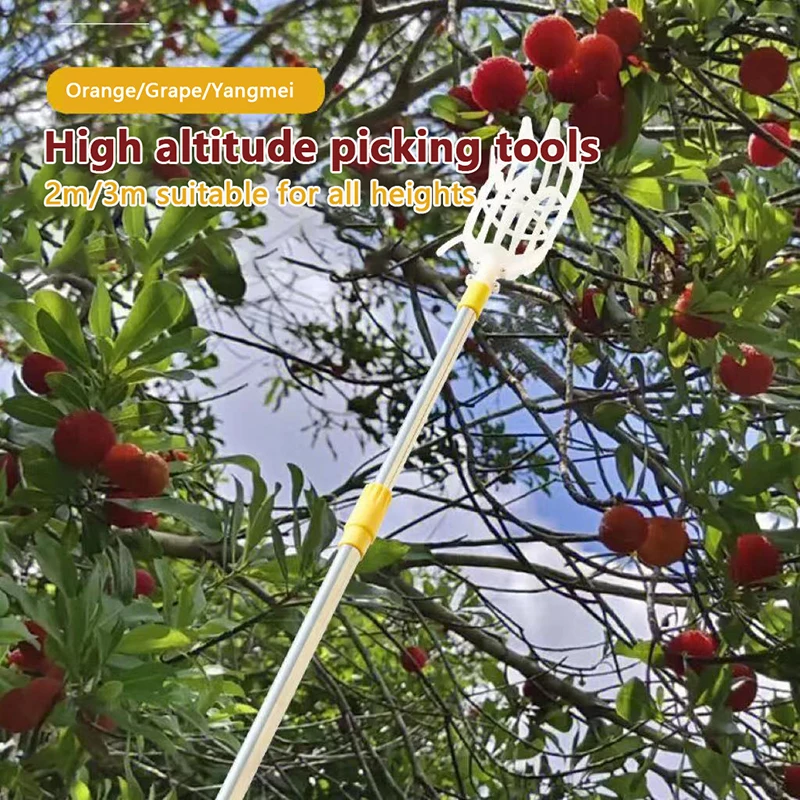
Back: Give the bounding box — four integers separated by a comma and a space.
400, 646, 429, 674
729, 533, 780, 586
393, 211, 408, 231
523, 15, 577, 71
116, 0, 145, 23
596, 8, 642, 57
726, 664, 757, 712
101, 444, 170, 497
739, 47, 788, 97
522, 677, 548, 704
573, 287, 604, 333
205, 0, 221, 11
104, 490, 159, 530
715, 177, 734, 198
223, 7, 237, 24
638, 517, 690, 568
664, 630, 717, 676
0, 452, 20, 494
748, 122, 792, 168
21, 352, 67, 395
569, 94, 624, 150
672, 285, 723, 339
470, 56, 528, 112
597, 74, 624, 104
95, 713, 118, 733
45, 9, 57, 22
0, 677, 63, 733
785, 766, 800, 799
574, 34, 623, 81
134, 568, 157, 597
547, 61, 596, 104
54, 410, 117, 469
719, 345, 774, 396
599, 505, 648, 555
152, 162, 191, 181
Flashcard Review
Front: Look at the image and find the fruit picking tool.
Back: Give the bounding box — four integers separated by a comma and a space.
216, 116, 585, 799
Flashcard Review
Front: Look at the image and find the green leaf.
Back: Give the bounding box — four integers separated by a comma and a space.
46, 372, 91, 409
146, 206, 218, 265
37, 310, 89, 370
111, 281, 186, 365
117, 497, 223, 541
89, 280, 113, 340
687, 744, 733, 797
593, 401, 627, 432
300, 497, 337, 573
3, 395, 64, 427
5, 300, 49, 352
0, 273, 26, 304
621, 177, 679, 211
356, 539, 410, 574
128, 327, 208, 368
734, 442, 800, 496
571, 192, 594, 242
34, 531, 79, 596
615, 443, 635, 493
0, 617, 35, 645
196, 31, 220, 57
616, 677, 653, 723
34, 290, 89, 366
109, 401, 168, 429
116, 624, 191, 655
668, 330, 690, 368
70, 781, 92, 800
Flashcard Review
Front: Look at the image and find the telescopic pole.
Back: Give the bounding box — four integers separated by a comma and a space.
215, 274, 496, 800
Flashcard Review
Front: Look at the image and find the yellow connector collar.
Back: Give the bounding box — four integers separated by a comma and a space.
457, 279, 493, 317
339, 483, 392, 557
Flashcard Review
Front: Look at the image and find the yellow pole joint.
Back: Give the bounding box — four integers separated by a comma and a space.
457, 279, 493, 317
339, 483, 392, 557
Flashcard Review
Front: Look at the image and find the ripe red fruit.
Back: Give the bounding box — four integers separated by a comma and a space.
729, 533, 780, 586
101, 444, 170, 497
719, 345, 774, 396
54, 410, 117, 469
134, 568, 157, 598
116, 0, 145, 23
470, 56, 528, 112
164, 449, 189, 462
152, 161, 191, 181
0, 452, 20, 493
785, 766, 800, 799
45, 9, 57, 22
0, 677, 63, 732
748, 122, 792, 168
664, 630, 717, 676
522, 677, 548, 704
569, 94, 624, 150
95, 713, 118, 733
393, 211, 408, 231
547, 61, 596, 104
672, 285, 723, 339
739, 47, 788, 97
597, 75, 624, 104
223, 7, 237, 24
572, 287, 604, 333
596, 8, 642, 57
205, 0, 222, 11
574, 34, 623, 81
637, 517, 689, 568
400, 646, 429, 674
523, 15, 577, 71
21, 352, 67, 395
599, 505, 648, 555
715, 177, 734, 198
727, 664, 757, 712
104, 491, 159, 530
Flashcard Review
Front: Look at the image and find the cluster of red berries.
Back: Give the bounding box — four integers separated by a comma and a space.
599, 505, 689, 567
527, 11, 640, 150
673, 285, 775, 396
0, 622, 64, 733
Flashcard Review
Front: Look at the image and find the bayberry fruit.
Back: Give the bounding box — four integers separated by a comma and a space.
599, 504, 648, 555
547, 61, 596, 104
470, 56, 528, 112
596, 8, 642, 57
637, 517, 689, 568
400, 646, 429, 674
569, 94, 624, 150
739, 47, 788, 97
0, 452, 20, 494
523, 15, 577, 71
664, 630, 717, 676
748, 122, 792, 168
101, 444, 170, 497
727, 664, 757, 712
574, 34, 622, 81
672, 285, 723, 339
729, 533, 780, 586
54, 410, 116, 469
719, 345, 774, 396
21, 352, 67, 395
134, 568, 157, 597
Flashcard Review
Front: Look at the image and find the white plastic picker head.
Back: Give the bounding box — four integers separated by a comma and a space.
438, 116, 585, 288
